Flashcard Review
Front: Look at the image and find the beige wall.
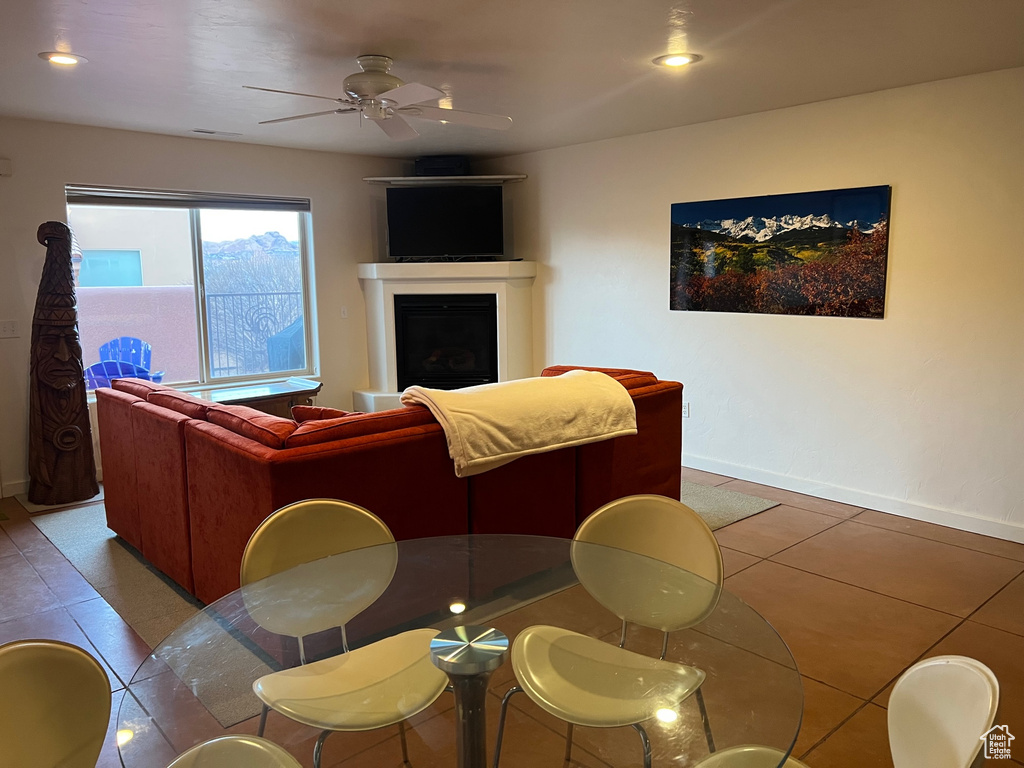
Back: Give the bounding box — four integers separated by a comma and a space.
0, 117, 402, 495
69, 206, 194, 286
484, 68, 1024, 540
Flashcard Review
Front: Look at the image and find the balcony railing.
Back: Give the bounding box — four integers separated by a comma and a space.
206, 291, 304, 378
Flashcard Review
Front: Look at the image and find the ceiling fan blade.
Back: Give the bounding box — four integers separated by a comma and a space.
401, 104, 513, 131
258, 108, 356, 125
373, 114, 419, 141
244, 85, 353, 105
379, 82, 445, 108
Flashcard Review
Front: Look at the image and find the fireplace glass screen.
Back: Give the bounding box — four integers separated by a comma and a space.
394, 294, 498, 391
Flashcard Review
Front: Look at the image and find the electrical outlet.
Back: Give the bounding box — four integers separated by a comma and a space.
0, 320, 19, 338
340, 306, 348, 319
682, 402, 690, 418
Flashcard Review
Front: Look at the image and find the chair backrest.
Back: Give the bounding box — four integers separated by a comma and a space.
239, 499, 398, 638
888, 655, 999, 768
99, 336, 152, 369
0, 639, 111, 768
572, 494, 724, 632
167, 735, 303, 767
84, 361, 112, 390
109, 359, 153, 379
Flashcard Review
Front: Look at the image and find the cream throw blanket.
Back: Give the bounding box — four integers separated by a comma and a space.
400, 370, 637, 478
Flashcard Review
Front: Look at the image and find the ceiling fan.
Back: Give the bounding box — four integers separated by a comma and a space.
245, 55, 512, 141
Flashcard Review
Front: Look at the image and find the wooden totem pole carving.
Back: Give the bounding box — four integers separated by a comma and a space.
28, 221, 99, 505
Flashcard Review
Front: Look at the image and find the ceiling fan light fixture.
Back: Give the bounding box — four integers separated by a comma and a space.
363, 101, 388, 120
39, 51, 87, 66
653, 52, 702, 68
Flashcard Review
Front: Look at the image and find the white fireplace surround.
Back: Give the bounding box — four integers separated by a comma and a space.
355, 262, 537, 412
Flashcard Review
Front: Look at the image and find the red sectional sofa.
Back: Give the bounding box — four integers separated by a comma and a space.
95, 366, 682, 604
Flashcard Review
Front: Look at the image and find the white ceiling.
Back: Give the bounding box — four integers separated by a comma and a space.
2, 0, 1022, 159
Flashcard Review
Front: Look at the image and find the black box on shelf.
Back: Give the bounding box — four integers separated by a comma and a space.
414, 155, 471, 176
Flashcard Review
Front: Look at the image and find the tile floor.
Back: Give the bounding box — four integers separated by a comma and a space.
1, 470, 1022, 768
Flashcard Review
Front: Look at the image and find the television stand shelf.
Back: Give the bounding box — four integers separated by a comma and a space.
363, 174, 526, 185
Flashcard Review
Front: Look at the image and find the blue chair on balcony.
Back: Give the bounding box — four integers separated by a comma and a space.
84, 362, 112, 390
98, 337, 164, 383
84, 360, 158, 390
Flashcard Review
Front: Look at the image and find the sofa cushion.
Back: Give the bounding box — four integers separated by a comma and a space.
541, 365, 659, 390
291, 405, 355, 422
111, 377, 173, 399
285, 406, 436, 448
148, 390, 212, 420
206, 404, 298, 448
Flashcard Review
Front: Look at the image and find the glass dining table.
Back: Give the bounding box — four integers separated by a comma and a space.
116, 535, 803, 768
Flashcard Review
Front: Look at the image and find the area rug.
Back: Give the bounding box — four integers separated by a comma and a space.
29, 502, 201, 648
16, 484, 105, 514
680, 479, 778, 529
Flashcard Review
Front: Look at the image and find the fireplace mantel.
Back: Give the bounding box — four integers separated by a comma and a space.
355, 261, 536, 411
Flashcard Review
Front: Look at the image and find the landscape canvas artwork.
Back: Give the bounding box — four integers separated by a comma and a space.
670, 185, 891, 317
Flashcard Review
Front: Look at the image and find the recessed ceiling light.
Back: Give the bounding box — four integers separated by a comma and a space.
39, 51, 88, 66
652, 53, 702, 68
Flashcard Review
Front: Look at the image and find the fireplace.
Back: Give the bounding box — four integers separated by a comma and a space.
394, 294, 498, 390
356, 261, 537, 412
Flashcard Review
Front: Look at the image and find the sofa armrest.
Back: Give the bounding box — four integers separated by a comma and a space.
95, 388, 143, 549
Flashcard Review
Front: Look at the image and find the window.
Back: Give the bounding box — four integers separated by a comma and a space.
66, 186, 315, 389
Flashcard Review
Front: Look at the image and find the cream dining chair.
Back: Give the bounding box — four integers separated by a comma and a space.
689, 655, 999, 768
242, 499, 449, 768
493, 494, 725, 768
687, 745, 808, 768
166, 735, 304, 767
888, 655, 999, 768
0, 638, 111, 768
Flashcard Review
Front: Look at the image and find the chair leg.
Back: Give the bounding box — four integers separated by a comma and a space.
493, 686, 522, 768
563, 723, 574, 763
399, 719, 411, 766
696, 687, 715, 753
313, 729, 332, 768
257, 703, 269, 737
631, 723, 652, 768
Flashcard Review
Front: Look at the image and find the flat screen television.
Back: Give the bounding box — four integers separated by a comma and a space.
386, 185, 504, 261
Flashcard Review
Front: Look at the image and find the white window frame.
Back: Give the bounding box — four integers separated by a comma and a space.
66, 184, 318, 388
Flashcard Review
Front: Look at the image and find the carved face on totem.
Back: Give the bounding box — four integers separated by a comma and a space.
34, 324, 84, 391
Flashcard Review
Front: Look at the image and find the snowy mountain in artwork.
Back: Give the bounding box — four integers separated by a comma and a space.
681, 214, 878, 243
